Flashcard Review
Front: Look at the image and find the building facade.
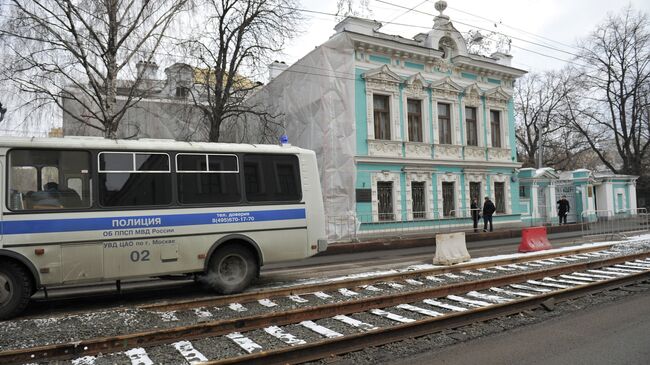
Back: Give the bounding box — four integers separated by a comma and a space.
244, 3, 526, 239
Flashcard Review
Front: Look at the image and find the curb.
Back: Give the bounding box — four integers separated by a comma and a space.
319, 224, 583, 256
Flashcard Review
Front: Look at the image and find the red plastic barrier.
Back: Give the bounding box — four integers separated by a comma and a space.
518, 226, 552, 253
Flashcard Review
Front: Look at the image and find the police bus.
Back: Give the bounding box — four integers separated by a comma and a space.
0, 136, 327, 319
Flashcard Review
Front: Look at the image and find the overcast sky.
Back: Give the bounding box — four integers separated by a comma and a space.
283, 0, 650, 72
2, 0, 649, 136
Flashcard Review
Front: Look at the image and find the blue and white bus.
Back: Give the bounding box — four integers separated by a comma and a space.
0, 136, 327, 319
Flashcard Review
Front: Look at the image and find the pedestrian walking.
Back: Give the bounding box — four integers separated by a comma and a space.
557, 195, 570, 225
482, 196, 496, 232
470, 198, 481, 232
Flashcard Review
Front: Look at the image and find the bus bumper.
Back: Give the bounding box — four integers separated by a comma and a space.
317, 238, 328, 253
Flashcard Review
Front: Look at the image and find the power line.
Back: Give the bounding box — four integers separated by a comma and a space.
374, 0, 587, 60
0, 2, 595, 78
441, 3, 581, 53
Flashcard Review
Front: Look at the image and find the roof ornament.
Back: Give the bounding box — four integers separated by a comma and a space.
434, 0, 447, 16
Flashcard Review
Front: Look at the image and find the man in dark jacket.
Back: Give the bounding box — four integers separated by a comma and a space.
482, 196, 496, 232
470, 198, 481, 232
557, 195, 570, 225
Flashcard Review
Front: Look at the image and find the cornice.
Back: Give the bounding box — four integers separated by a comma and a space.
355, 156, 521, 169
452, 55, 528, 78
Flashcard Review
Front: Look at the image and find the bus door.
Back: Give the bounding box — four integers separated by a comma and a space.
0, 158, 3, 241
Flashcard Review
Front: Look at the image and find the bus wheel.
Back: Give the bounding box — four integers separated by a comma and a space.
0, 260, 33, 320
207, 245, 257, 295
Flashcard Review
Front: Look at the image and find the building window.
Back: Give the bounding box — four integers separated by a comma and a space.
377, 181, 394, 221
442, 181, 455, 217
519, 185, 528, 198
176, 86, 189, 98
412, 181, 426, 219
470, 182, 481, 202
465, 106, 478, 146
490, 110, 502, 148
438, 103, 452, 144
407, 99, 423, 142
373, 94, 391, 140
494, 182, 505, 213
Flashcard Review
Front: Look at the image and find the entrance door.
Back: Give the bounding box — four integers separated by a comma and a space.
555, 182, 577, 223
0, 159, 3, 240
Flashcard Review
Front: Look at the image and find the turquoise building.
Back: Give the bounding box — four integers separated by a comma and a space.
518, 168, 639, 225
244, 2, 527, 240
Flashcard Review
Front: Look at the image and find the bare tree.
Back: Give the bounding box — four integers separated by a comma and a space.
0, 0, 188, 138
335, 0, 372, 20
177, 0, 299, 142
514, 70, 592, 169
571, 6, 650, 177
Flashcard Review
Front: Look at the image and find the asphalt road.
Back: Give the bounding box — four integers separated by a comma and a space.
392, 291, 650, 365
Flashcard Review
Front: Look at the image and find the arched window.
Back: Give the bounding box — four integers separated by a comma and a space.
438, 37, 457, 59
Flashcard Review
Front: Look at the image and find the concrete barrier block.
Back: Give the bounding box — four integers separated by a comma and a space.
433, 232, 471, 265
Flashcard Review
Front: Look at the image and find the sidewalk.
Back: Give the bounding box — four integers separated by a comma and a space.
321, 223, 583, 256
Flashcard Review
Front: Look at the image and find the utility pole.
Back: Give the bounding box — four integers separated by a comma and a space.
0, 102, 7, 122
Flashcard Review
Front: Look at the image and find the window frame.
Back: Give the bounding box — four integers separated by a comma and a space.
442, 181, 455, 217
377, 181, 394, 221
97, 151, 173, 208
411, 181, 426, 219
6, 148, 93, 212
175, 153, 239, 174
465, 106, 478, 146
438, 102, 452, 145
373, 94, 391, 140
243, 153, 303, 203
490, 110, 502, 148
407, 98, 423, 143
98, 151, 171, 173
494, 181, 506, 213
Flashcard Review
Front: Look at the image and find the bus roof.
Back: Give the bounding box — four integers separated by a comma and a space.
0, 136, 312, 155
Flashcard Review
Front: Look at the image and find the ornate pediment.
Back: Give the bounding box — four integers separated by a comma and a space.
430, 76, 462, 99
404, 72, 428, 97
463, 83, 483, 106
405, 72, 428, 88
362, 64, 401, 84
485, 86, 511, 106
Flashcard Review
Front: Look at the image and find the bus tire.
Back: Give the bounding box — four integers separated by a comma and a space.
0, 260, 33, 320
206, 245, 257, 294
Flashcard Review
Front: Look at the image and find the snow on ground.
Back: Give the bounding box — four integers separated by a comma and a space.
265, 233, 650, 290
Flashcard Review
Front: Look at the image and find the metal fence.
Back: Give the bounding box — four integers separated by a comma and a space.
580, 208, 650, 239
327, 207, 650, 243
326, 210, 493, 242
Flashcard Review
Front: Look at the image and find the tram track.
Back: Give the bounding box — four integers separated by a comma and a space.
140, 243, 618, 312
18, 241, 612, 320
2, 249, 650, 365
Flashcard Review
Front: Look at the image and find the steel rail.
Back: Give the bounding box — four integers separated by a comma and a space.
142, 244, 616, 312
207, 267, 650, 365
0, 250, 645, 365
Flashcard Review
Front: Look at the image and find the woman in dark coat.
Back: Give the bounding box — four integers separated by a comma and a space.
557, 195, 570, 224
470, 198, 481, 232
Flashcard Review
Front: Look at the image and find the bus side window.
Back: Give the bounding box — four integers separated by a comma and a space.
7, 149, 92, 211
243, 154, 301, 202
